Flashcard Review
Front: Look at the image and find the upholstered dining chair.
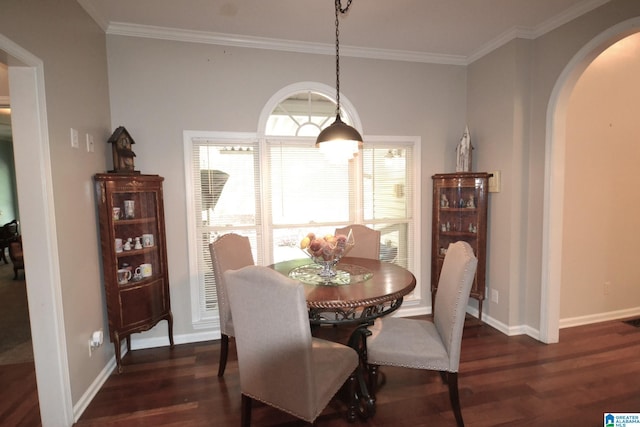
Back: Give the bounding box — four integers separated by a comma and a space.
208, 233, 255, 377
365, 241, 478, 427
224, 265, 360, 426
9, 235, 24, 280
0, 219, 19, 264
335, 224, 380, 260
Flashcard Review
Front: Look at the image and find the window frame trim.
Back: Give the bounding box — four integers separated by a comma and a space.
184, 130, 423, 330
183, 130, 258, 329
257, 81, 363, 138
364, 135, 423, 306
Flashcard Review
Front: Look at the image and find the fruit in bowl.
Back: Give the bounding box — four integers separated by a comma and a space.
300, 230, 355, 277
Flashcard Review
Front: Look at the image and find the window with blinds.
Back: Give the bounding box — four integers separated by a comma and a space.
184, 89, 420, 329
187, 138, 260, 321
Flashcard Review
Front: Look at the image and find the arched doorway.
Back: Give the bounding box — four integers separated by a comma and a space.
541, 18, 640, 343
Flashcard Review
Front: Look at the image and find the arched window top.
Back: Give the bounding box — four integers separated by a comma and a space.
258, 82, 361, 137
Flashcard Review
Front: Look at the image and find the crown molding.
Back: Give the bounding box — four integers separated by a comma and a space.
107, 22, 467, 65
534, 0, 611, 37
104, 0, 610, 67
466, 26, 537, 64
466, 0, 610, 64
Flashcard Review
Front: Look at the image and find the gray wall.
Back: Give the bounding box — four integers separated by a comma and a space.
467, 38, 533, 327
467, 0, 640, 333
0, 0, 112, 411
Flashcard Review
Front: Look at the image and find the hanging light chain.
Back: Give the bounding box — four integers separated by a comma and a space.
316, 0, 363, 152
334, 0, 354, 116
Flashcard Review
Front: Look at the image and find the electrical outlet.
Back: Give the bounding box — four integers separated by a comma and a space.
88, 330, 103, 357
491, 289, 499, 304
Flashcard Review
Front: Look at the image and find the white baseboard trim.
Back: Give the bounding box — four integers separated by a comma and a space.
395, 304, 430, 318
465, 306, 541, 339
130, 329, 220, 351
393, 303, 541, 340
559, 306, 640, 329
72, 350, 120, 422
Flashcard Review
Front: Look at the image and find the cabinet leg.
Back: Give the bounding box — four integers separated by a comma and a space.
431, 291, 436, 316
478, 300, 483, 322
114, 333, 123, 374
167, 312, 175, 348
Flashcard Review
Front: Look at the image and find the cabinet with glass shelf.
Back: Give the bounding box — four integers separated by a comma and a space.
94, 173, 174, 373
431, 172, 491, 320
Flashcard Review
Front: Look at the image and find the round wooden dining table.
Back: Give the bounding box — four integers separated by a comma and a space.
271, 256, 417, 419
271, 256, 417, 326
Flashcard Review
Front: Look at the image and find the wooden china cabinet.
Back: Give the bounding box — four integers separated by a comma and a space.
94, 173, 174, 373
431, 172, 491, 320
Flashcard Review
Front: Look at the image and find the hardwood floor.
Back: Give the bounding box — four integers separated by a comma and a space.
71, 316, 640, 427
0, 360, 40, 425
0, 260, 40, 426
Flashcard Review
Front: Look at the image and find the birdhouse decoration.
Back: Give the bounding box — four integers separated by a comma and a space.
108, 126, 139, 174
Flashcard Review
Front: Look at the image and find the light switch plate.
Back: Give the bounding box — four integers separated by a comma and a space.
86, 133, 95, 152
70, 128, 79, 148
488, 171, 501, 193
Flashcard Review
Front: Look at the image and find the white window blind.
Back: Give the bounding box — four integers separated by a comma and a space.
266, 138, 356, 263
185, 89, 420, 329
362, 145, 415, 269
189, 138, 261, 321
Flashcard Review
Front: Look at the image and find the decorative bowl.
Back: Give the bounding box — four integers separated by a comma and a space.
300, 231, 355, 278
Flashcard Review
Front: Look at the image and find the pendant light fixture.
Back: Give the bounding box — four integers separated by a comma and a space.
316, 0, 363, 161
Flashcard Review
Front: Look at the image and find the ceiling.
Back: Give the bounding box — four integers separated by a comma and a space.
78, 0, 610, 61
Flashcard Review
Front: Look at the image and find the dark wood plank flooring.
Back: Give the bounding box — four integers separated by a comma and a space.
3, 316, 639, 426
72, 316, 640, 426
0, 360, 40, 426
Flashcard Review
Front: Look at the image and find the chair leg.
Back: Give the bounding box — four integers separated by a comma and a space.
445, 372, 464, 427
218, 334, 229, 377
241, 394, 252, 427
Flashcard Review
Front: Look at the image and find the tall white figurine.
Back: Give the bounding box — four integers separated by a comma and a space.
456, 125, 472, 172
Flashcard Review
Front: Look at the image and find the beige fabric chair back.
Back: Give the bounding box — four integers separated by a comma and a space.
225, 265, 358, 422
364, 240, 477, 426
208, 233, 255, 337
433, 241, 478, 371
335, 224, 380, 260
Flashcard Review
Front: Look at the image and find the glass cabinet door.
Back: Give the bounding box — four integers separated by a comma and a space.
431, 172, 490, 320
94, 173, 173, 373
